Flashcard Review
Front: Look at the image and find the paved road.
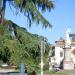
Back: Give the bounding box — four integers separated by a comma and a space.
57, 70, 75, 75
68, 71, 75, 75
69, 73, 75, 75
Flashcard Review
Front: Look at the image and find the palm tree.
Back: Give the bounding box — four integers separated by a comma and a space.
0, 0, 54, 28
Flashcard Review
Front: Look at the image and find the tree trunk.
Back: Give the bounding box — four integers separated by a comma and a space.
0, 0, 6, 24
0, 0, 2, 24
2, 0, 6, 18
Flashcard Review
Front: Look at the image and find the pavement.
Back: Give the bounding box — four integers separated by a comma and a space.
68, 70, 75, 75
0, 68, 15, 73
57, 70, 75, 75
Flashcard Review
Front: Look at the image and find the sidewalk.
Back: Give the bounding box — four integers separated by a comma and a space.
68, 70, 75, 75
0, 68, 15, 73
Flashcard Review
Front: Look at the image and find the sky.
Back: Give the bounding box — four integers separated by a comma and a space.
5, 0, 75, 44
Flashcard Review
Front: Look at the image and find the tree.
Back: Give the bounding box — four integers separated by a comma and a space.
0, 22, 51, 71
0, 0, 54, 28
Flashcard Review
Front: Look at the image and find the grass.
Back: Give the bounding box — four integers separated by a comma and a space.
37, 70, 68, 75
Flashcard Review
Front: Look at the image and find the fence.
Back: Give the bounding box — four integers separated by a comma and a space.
0, 72, 28, 75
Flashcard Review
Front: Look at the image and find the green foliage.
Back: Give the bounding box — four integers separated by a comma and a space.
0, 0, 54, 28
14, 0, 54, 27
1, 46, 11, 63
0, 25, 5, 35
0, 20, 50, 71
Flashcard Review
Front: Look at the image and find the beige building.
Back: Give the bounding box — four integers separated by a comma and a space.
49, 28, 75, 70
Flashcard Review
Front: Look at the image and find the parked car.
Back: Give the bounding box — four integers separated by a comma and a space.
52, 64, 60, 72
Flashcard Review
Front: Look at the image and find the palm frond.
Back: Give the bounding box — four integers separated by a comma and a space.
13, 0, 54, 28
1, 0, 54, 28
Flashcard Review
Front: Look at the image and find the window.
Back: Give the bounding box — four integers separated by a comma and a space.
60, 52, 63, 57
72, 49, 75, 55
51, 46, 55, 56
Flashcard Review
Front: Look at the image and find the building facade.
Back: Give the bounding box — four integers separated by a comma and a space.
50, 28, 75, 70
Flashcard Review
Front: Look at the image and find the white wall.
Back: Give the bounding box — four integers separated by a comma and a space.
55, 46, 64, 65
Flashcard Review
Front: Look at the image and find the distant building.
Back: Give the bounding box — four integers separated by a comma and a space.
49, 28, 75, 70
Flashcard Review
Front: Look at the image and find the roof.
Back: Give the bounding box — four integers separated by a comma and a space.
55, 40, 65, 47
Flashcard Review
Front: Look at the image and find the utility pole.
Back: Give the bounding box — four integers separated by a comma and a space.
40, 37, 45, 75
41, 38, 44, 75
